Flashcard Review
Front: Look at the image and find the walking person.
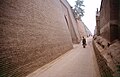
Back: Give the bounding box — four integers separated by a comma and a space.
82, 37, 86, 48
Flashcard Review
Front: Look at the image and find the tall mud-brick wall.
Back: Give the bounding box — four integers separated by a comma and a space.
119, 0, 120, 40
60, 0, 81, 44
110, 0, 119, 42
100, 0, 110, 41
0, 0, 73, 77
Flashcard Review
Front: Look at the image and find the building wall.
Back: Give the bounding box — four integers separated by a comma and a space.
60, 0, 79, 43
110, 0, 119, 42
110, 0, 119, 21
100, 0, 110, 41
119, 0, 120, 40
0, 0, 73, 76
60, 0, 81, 43
100, 0, 110, 29
96, 10, 100, 36
94, 26, 97, 35
84, 24, 92, 36
96, 17, 100, 36
99, 0, 119, 42
94, 0, 120, 76
77, 20, 88, 38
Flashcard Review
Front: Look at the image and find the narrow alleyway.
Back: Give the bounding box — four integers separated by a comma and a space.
27, 37, 101, 77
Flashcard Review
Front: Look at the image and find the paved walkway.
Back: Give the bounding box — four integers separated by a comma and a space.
27, 37, 101, 77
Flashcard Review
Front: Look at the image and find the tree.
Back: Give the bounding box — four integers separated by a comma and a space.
73, 0, 85, 19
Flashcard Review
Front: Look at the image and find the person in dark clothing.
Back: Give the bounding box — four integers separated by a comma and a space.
82, 37, 86, 48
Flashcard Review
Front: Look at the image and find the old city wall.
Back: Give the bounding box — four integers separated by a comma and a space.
60, 0, 79, 43
93, 40, 113, 77
93, 36, 120, 77
119, 0, 120, 40
100, 0, 119, 42
0, 0, 73, 76
110, 0, 119, 42
100, 0, 110, 41
94, 0, 120, 76
77, 20, 88, 38
96, 14, 100, 35
84, 25, 92, 36
60, 0, 81, 43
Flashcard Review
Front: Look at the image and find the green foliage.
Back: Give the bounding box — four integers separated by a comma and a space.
73, 0, 85, 19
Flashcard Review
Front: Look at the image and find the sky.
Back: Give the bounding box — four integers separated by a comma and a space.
67, 0, 101, 34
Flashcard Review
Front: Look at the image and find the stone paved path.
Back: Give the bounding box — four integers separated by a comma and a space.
27, 37, 101, 77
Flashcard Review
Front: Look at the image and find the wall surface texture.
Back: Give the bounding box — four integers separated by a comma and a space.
93, 36, 120, 77
119, 0, 120, 40
0, 0, 74, 76
99, 0, 119, 42
94, 0, 120, 76
100, 0, 110, 41
77, 20, 88, 38
60, 0, 81, 43
96, 11, 100, 36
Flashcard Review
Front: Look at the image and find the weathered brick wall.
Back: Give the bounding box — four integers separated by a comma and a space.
60, 0, 81, 43
93, 40, 113, 77
93, 36, 120, 77
110, 0, 119, 21
84, 24, 92, 37
100, 0, 110, 29
100, 0, 110, 41
96, 11, 100, 36
95, 1, 120, 76
0, 0, 73, 77
76, 20, 88, 38
60, 0, 78, 44
100, 0, 119, 42
119, 0, 120, 40
100, 23, 110, 41
110, 0, 119, 42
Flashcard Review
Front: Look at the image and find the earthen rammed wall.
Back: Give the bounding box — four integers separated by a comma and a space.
77, 20, 88, 38
100, 0, 119, 42
60, 0, 81, 43
94, 0, 120, 76
119, 0, 120, 40
0, 0, 73, 76
100, 0, 110, 41
60, 0, 78, 43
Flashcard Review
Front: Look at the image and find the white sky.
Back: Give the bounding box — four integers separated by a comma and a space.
67, 0, 101, 34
